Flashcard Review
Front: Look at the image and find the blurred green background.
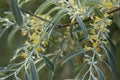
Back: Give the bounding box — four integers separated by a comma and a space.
0, 0, 120, 80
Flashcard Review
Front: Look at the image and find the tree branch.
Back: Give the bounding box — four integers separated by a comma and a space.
21, 7, 120, 28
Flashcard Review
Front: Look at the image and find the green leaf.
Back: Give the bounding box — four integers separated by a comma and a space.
7, 25, 19, 48
95, 66, 106, 80
29, 58, 39, 80
69, 25, 75, 39
42, 56, 54, 71
45, 7, 61, 17
35, 1, 52, 14
106, 36, 116, 54
25, 71, 31, 80
74, 63, 87, 76
102, 44, 119, 80
75, 15, 88, 38
11, 0, 23, 26
94, 7, 104, 18
62, 50, 85, 65
60, 38, 67, 51
46, 9, 68, 39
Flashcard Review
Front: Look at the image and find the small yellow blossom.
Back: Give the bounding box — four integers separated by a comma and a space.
104, 13, 109, 17
35, 47, 41, 52
42, 41, 47, 47
24, 41, 29, 45
29, 33, 36, 39
98, 54, 104, 62
96, 47, 101, 52
89, 35, 97, 40
92, 42, 98, 47
90, 29, 95, 34
22, 53, 28, 59
94, 16, 101, 22
21, 30, 27, 36
61, 2, 65, 7
70, 0, 75, 6
42, 48, 46, 52
32, 38, 39, 44
101, 27, 106, 32
94, 25, 99, 29
84, 45, 91, 51
103, 2, 112, 8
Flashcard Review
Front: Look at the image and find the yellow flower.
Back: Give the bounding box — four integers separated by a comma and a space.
94, 16, 101, 22
29, 33, 36, 39
89, 35, 97, 40
22, 53, 28, 59
101, 27, 106, 32
84, 45, 91, 51
42, 41, 47, 47
90, 29, 95, 34
21, 30, 27, 36
61, 2, 65, 7
92, 42, 97, 47
70, 0, 75, 6
35, 47, 41, 52
103, 2, 112, 8
98, 54, 104, 62
32, 38, 39, 44
42, 48, 46, 52
104, 13, 109, 17
96, 47, 101, 52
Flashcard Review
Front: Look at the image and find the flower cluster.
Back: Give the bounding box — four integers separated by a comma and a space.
20, 15, 50, 58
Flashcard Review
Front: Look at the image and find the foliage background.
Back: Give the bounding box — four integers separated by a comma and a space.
0, 0, 120, 80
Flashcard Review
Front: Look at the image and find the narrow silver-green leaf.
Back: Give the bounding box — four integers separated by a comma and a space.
62, 50, 85, 65
106, 36, 116, 54
60, 38, 67, 51
29, 58, 39, 80
11, 0, 23, 26
42, 56, 54, 71
46, 9, 68, 39
35, 1, 52, 14
95, 66, 106, 80
102, 44, 119, 80
25, 71, 31, 80
75, 15, 88, 38
94, 7, 104, 18
7, 25, 19, 48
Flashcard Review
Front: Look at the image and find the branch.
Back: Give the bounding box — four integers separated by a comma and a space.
21, 7, 120, 28
20, 8, 49, 22
56, 7, 120, 28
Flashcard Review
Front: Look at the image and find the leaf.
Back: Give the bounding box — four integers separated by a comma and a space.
46, 9, 68, 39
74, 63, 87, 76
75, 15, 88, 38
106, 36, 116, 54
11, 0, 23, 26
94, 7, 104, 18
25, 71, 31, 80
45, 7, 61, 17
60, 38, 67, 51
7, 25, 19, 48
69, 25, 74, 39
35, 1, 52, 14
102, 44, 119, 80
62, 50, 85, 65
95, 66, 106, 80
42, 56, 54, 71
29, 58, 39, 80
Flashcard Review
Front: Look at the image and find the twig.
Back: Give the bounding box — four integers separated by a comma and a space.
21, 7, 120, 28
56, 7, 120, 28
20, 8, 49, 22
